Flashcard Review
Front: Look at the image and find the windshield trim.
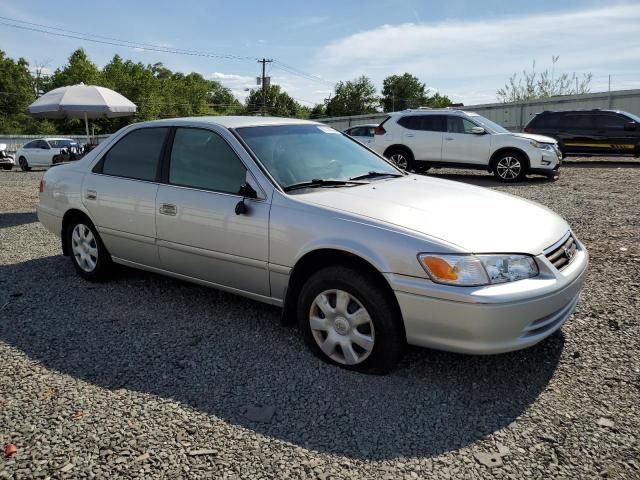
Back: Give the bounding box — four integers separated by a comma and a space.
232, 124, 405, 194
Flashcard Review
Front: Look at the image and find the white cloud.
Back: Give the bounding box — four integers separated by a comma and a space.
317, 4, 640, 104
206, 72, 257, 100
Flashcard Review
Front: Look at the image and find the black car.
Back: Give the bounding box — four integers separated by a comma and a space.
524, 109, 640, 157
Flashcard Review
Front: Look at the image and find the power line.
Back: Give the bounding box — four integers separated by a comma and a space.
272, 61, 335, 87
0, 18, 257, 61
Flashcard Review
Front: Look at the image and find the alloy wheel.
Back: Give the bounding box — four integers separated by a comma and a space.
390, 153, 408, 170
496, 156, 522, 180
71, 224, 98, 272
309, 289, 375, 365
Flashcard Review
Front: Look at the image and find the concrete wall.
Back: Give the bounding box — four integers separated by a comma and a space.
318, 89, 640, 132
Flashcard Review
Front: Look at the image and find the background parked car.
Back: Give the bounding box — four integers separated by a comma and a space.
0, 144, 15, 170
343, 124, 378, 146
15, 138, 78, 171
524, 109, 640, 157
372, 109, 561, 182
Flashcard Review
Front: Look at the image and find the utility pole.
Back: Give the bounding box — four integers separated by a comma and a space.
608, 74, 611, 92
258, 58, 272, 116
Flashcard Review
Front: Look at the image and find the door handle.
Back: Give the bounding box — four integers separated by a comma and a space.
405, 134, 415, 138
159, 203, 177, 216
86, 189, 97, 200
445, 137, 454, 141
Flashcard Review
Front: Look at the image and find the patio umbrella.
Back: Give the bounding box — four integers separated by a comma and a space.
28, 83, 137, 143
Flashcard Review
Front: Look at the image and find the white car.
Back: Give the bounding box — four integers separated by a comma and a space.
372, 109, 561, 182
15, 138, 78, 171
343, 124, 378, 146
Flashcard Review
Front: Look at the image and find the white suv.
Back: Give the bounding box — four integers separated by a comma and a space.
371, 109, 561, 182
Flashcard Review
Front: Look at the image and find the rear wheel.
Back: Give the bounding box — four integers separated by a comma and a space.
297, 265, 405, 374
492, 152, 527, 182
65, 219, 112, 281
385, 148, 413, 171
18, 156, 31, 172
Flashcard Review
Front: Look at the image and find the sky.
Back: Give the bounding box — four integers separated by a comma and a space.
0, 0, 639, 107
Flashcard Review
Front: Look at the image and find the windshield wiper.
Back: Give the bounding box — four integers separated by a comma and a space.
283, 179, 366, 192
349, 171, 404, 181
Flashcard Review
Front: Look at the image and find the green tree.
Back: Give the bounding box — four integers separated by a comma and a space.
381, 73, 428, 111
497, 56, 592, 103
381, 73, 452, 111
309, 104, 326, 118
325, 76, 378, 116
51, 48, 101, 88
245, 84, 302, 117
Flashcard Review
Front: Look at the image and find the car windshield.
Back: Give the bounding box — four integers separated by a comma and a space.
625, 111, 640, 123
48, 139, 76, 148
467, 114, 511, 134
236, 124, 401, 191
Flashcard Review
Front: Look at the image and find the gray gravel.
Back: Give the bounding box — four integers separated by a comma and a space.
1, 164, 639, 479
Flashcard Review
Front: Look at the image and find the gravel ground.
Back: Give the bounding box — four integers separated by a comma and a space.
1, 164, 639, 479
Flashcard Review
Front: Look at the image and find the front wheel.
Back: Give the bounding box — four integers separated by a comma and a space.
297, 265, 405, 374
492, 153, 527, 182
385, 148, 413, 171
18, 156, 31, 172
65, 219, 112, 281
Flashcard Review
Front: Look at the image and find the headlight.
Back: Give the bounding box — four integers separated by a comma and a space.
528, 140, 555, 151
418, 254, 538, 286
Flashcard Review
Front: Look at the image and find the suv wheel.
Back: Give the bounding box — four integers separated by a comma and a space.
386, 148, 413, 171
18, 156, 31, 172
493, 152, 527, 182
297, 265, 405, 374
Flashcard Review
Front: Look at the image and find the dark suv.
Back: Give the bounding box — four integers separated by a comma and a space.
524, 109, 640, 157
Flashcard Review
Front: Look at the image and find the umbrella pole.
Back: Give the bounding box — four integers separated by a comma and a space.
84, 113, 90, 144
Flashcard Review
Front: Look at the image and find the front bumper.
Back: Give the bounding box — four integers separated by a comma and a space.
387, 239, 588, 354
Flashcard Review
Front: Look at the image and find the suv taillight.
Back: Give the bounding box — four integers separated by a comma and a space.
374, 126, 386, 135
39, 180, 45, 193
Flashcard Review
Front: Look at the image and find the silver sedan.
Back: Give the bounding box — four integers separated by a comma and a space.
37, 117, 588, 373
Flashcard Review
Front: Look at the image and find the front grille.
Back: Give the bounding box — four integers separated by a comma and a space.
545, 234, 577, 270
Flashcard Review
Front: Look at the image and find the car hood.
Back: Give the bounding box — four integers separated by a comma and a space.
295, 175, 569, 254
508, 132, 557, 144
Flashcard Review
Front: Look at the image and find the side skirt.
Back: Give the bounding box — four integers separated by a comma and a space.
111, 256, 284, 307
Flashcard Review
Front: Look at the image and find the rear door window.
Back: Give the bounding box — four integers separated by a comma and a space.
562, 114, 596, 130
23, 141, 37, 149
399, 115, 446, 132
101, 127, 168, 181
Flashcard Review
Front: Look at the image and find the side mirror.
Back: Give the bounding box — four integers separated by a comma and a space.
235, 182, 258, 216
471, 126, 486, 135
624, 121, 637, 132
238, 182, 258, 199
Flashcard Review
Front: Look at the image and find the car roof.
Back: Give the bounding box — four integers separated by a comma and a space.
43, 137, 76, 141
389, 108, 471, 117
346, 124, 378, 129
537, 109, 626, 115
134, 116, 323, 129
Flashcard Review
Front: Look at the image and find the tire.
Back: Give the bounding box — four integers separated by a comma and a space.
18, 156, 31, 172
297, 265, 405, 374
385, 148, 414, 171
65, 218, 112, 281
492, 152, 527, 183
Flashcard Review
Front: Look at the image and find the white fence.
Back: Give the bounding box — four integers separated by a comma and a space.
318, 89, 640, 132
0, 134, 112, 154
